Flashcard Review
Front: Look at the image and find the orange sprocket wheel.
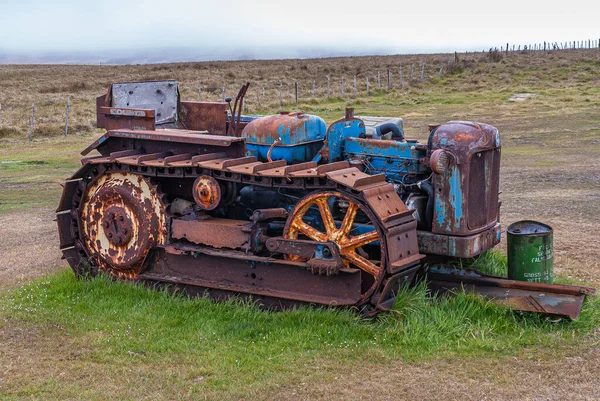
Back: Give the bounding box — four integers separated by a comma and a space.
283, 191, 386, 302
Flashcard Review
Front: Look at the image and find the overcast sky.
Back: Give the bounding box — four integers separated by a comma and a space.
1, 0, 598, 60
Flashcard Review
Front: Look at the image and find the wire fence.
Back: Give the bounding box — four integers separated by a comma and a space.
2, 38, 599, 141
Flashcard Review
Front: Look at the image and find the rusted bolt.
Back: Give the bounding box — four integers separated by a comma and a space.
107, 233, 113, 239
119, 215, 124, 221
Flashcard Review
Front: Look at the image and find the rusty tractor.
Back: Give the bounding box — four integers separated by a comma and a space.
56, 81, 595, 318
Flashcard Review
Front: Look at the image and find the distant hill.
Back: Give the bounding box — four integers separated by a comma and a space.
0, 45, 402, 65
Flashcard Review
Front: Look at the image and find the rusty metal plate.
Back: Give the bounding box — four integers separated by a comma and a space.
171, 218, 250, 249
417, 223, 501, 258
111, 81, 178, 124
81, 130, 245, 156
258, 162, 317, 177
179, 101, 228, 135
427, 266, 596, 319
96, 94, 108, 128
361, 184, 410, 225
142, 247, 362, 306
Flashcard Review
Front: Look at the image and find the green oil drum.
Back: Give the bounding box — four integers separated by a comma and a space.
507, 220, 553, 283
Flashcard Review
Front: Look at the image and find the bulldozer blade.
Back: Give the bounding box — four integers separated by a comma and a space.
426, 266, 596, 319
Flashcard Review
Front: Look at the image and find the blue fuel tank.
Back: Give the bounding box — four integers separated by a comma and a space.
241, 112, 326, 164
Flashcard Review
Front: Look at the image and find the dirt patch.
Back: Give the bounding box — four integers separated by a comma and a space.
0, 208, 63, 291
270, 349, 600, 400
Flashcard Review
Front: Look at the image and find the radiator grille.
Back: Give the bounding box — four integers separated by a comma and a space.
468, 150, 500, 230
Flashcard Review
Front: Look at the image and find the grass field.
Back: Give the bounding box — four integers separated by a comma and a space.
1, 48, 600, 399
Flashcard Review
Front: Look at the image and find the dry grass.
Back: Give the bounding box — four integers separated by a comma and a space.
1, 48, 599, 137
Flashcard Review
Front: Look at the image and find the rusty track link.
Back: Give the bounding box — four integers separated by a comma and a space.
57, 148, 424, 311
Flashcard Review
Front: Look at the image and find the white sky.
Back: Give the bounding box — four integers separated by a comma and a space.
2, 0, 599, 57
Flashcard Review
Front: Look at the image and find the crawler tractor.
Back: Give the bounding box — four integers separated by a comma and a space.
56, 81, 594, 318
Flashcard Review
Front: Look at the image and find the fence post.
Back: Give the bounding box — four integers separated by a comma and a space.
327, 76, 330, 97
197, 88, 202, 101
221, 87, 225, 102
410, 64, 414, 80
279, 83, 283, 109
0, 103, 2, 128
262, 87, 265, 98
256, 90, 261, 107
420, 63, 425, 80
399, 67, 403, 88
377, 71, 380, 88
312, 80, 315, 98
366, 76, 369, 94
387, 69, 391, 90
64, 98, 70, 136
438, 62, 443, 75
29, 104, 35, 142
353, 75, 357, 96
295, 82, 298, 104
341, 76, 344, 96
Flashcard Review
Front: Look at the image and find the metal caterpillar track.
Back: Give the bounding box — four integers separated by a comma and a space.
57, 131, 425, 313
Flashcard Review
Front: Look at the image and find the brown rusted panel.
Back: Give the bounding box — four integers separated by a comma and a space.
316, 161, 349, 174
373, 265, 420, 311
100, 107, 156, 131
191, 153, 228, 163
81, 130, 245, 157
417, 223, 501, 258
180, 101, 228, 135
142, 247, 362, 306
266, 238, 341, 262
197, 156, 256, 170
384, 220, 424, 273
288, 167, 320, 177
325, 167, 385, 190
138, 152, 172, 163
56, 179, 82, 212
258, 161, 317, 177
361, 184, 410, 225
250, 208, 288, 222
171, 218, 250, 249
427, 267, 596, 319
251, 160, 287, 173
142, 153, 194, 167
56, 211, 74, 248
96, 94, 108, 128
227, 161, 264, 174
